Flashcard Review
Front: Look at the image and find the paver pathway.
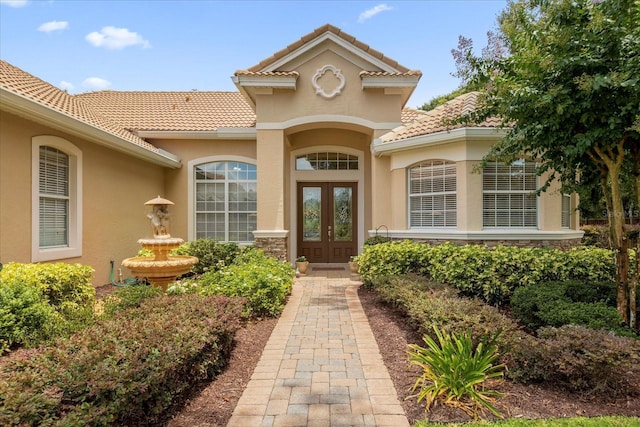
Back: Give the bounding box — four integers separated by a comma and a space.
227, 265, 410, 427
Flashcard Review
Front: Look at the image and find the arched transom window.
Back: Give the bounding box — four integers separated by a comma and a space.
408, 160, 457, 227
194, 161, 256, 243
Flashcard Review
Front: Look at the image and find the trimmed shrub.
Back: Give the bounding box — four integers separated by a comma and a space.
101, 284, 163, 317
0, 262, 95, 311
0, 263, 97, 353
173, 239, 240, 274
510, 280, 634, 336
357, 240, 432, 283
0, 294, 244, 426
358, 241, 618, 305
0, 280, 61, 354
519, 325, 640, 395
173, 248, 294, 318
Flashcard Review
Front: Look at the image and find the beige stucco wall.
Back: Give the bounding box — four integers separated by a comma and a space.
150, 138, 257, 239
1, 111, 165, 286
255, 49, 403, 125
380, 137, 579, 234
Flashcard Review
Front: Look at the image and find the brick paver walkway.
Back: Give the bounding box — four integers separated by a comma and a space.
227, 265, 410, 427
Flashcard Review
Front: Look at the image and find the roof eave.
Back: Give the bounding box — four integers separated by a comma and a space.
135, 128, 257, 140
372, 127, 509, 155
0, 87, 182, 169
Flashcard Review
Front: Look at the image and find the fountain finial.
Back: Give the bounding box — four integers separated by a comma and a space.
145, 196, 175, 238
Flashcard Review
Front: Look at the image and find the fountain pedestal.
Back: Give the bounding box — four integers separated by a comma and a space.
121, 197, 197, 291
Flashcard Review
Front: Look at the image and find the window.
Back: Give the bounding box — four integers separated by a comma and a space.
32, 136, 82, 261
561, 194, 571, 228
296, 152, 358, 170
194, 161, 256, 242
483, 160, 537, 228
409, 160, 457, 227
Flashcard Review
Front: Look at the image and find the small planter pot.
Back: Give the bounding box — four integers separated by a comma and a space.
296, 261, 309, 275
348, 261, 359, 274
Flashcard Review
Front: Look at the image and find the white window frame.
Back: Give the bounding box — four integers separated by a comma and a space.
482, 159, 538, 228
188, 156, 257, 244
31, 136, 82, 261
408, 160, 457, 228
561, 193, 571, 228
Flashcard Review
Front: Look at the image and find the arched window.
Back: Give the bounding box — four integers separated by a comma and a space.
194, 161, 256, 242
483, 160, 537, 228
32, 136, 82, 261
408, 160, 457, 227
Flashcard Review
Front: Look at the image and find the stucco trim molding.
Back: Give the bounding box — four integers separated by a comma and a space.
253, 230, 290, 239
257, 115, 399, 131
135, 128, 257, 140
368, 229, 585, 241
372, 127, 509, 155
312, 65, 345, 99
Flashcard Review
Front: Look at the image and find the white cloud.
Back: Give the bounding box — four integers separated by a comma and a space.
0, 0, 29, 8
59, 81, 74, 92
82, 77, 111, 91
85, 26, 150, 50
357, 4, 393, 23
38, 20, 69, 33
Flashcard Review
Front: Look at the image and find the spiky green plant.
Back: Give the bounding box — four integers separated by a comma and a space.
407, 326, 505, 419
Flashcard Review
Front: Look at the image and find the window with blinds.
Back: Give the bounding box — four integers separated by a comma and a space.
39, 146, 69, 247
195, 161, 257, 243
409, 160, 457, 227
561, 194, 571, 228
483, 160, 537, 228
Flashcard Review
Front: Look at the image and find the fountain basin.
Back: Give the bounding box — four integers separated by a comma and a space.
122, 255, 198, 290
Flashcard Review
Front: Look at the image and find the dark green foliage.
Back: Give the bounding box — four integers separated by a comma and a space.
511, 281, 634, 336
101, 284, 163, 317
174, 239, 241, 274
0, 294, 244, 426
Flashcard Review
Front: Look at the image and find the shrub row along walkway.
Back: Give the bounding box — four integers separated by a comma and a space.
227, 265, 409, 427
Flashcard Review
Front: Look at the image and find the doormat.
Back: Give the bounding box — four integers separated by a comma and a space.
311, 267, 346, 271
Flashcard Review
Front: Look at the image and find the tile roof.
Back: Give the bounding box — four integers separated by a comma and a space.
245, 24, 414, 74
381, 92, 501, 142
0, 60, 159, 153
75, 90, 256, 132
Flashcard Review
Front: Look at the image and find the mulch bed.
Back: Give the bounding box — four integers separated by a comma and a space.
93, 283, 640, 425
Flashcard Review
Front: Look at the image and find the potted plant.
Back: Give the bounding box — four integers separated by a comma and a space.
348, 255, 359, 273
295, 255, 309, 275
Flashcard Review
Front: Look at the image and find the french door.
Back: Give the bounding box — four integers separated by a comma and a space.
297, 182, 357, 263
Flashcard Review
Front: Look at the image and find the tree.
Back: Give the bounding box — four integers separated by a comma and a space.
460, 0, 640, 328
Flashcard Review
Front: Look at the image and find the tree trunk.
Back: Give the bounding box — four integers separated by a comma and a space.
594, 144, 630, 325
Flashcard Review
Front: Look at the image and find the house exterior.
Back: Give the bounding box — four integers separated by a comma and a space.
0, 24, 583, 286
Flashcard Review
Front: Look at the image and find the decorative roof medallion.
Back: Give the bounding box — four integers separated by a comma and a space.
312, 65, 345, 99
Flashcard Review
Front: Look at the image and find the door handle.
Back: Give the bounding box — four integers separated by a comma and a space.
328, 225, 332, 242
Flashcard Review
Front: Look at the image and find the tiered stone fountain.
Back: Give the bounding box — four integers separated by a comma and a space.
122, 196, 197, 290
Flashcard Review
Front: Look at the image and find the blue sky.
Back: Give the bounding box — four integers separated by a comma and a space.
0, 0, 506, 108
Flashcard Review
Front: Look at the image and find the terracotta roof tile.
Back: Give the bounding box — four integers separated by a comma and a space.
382, 92, 501, 142
246, 24, 411, 73
75, 90, 256, 132
401, 107, 429, 125
0, 60, 159, 153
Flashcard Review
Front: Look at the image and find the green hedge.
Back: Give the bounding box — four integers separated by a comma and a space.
168, 248, 295, 318
510, 280, 634, 336
0, 294, 244, 426
368, 275, 640, 395
358, 241, 617, 305
0, 263, 96, 354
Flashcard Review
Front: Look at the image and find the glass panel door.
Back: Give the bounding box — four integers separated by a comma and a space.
297, 182, 357, 263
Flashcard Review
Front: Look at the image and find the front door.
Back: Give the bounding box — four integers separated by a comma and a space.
297, 182, 357, 263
